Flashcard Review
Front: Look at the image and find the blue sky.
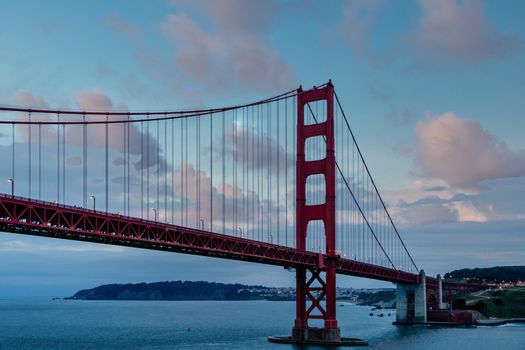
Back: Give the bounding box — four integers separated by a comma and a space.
0, 0, 524, 296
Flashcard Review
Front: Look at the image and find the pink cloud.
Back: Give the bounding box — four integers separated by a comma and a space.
411, 0, 522, 61
414, 112, 525, 190
11, 89, 164, 171
155, 163, 287, 232
162, 3, 295, 91
75, 89, 164, 170
15, 91, 49, 108
391, 202, 458, 227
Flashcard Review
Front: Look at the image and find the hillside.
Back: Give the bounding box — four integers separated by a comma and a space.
66, 281, 396, 305
355, 290, 396, 309
66, 281, 294, 301
453, 287, 525, 318
445, 266, 525, 284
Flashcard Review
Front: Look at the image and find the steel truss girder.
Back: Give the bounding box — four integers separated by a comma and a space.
0, 194, 318, 268
0, 193, 486, 294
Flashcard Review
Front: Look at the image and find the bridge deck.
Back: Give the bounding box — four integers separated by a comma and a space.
0, 194, 419, 284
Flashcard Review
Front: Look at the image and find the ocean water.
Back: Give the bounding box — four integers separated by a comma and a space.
0, 298, 523, 350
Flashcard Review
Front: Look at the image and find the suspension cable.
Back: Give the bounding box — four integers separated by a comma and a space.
333, 90, 418, 272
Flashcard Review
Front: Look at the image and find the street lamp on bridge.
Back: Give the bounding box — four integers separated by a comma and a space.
7, 178, 14, 197
90, 195, 96, 211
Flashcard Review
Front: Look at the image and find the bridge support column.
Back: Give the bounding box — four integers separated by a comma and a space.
395, 270, 427, 324
437, 274, 444, 309
269, 83, 367, 346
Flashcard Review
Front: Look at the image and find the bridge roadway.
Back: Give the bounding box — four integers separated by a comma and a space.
0, 193, 422, 284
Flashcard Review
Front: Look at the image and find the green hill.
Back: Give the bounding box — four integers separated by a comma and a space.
453, 287, 525, 318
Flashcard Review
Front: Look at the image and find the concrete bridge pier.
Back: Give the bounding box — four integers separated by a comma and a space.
437, 274, 444, 309
395, 270, 427, 324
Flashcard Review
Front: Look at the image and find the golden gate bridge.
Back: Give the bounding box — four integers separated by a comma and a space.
0, 81, 487, 345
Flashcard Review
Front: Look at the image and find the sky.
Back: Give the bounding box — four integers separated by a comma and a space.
0, 0, 524, 296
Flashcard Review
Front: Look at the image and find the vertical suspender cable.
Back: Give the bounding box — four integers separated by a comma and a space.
162, 114, 168, 222
291, 96, 297, 248
38, 123, 41, 200
83, 113, 87, 208
127, 116, 130, 216
266, 103, 272, 243
276, 100, 280, 245
243, 107, 247, 238
123, 115, 127, 215
171, 117, 174, 223
62, 123, 65, 203
12, 123, 15, 195
285, 98, 288, 246
257, 105, 261, 241
179, 119, 185, 225
164, 117, 167, 223
222, 111, 225, 234
28, 112, 31, 197
197, 114, 200, 227
253, 106, 257, 239
105, 114, 109, 212
156, 119, 160, 217
147, 116, 150, 220
234, 109, 237, 233
251, 106, 255, 240
210, 113, 213, 231
57, 113, 60, 203
141, 122, 144, 218
185, 116, 188, 226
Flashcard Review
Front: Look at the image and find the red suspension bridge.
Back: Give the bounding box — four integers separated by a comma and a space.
0, 82, 487, 345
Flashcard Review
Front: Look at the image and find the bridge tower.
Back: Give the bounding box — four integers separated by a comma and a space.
292, 82, 340, 343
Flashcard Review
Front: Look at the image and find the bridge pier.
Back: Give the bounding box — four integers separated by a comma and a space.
437, 274, 444, 309
395, 270, 427, 324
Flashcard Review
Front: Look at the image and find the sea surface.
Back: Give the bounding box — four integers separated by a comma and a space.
0, 298, 523, 350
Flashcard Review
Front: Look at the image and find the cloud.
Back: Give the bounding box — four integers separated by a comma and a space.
10, 89, 165, 172
15, 90, 49, 108
409, 0, 523, 62
222, 123, 293, 173
179, 0, 277, 36
112, 157, 127, 166
166, 163, 288, 233
103, 5, 294, 103
391, 202, 458, 227
389, 198, 492, 227
162, 1, 295, 91
337, 0, 391, 66
74, 89, 165, 171
383, 175, 525, 227
392, 140, 413, 158
104, 13, 143, 43
425, 186, 446, 192
336, 0, 522, 69
448, 200, 488, 223
414, 112, 525, 190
